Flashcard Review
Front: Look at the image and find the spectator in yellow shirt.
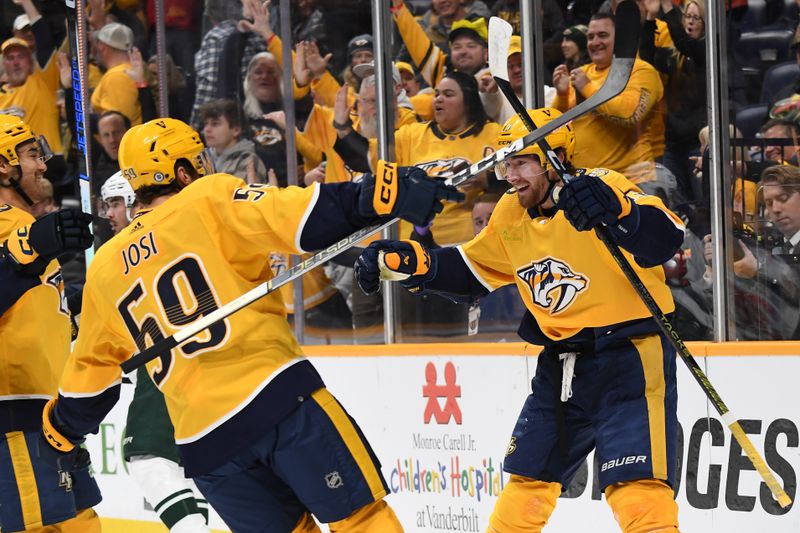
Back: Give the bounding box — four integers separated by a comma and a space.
90, 22, 142, 125
552, 13, 680, 205
0, 37, 64, 182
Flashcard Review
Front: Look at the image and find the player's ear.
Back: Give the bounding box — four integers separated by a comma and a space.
175, 163, 195, 187
0, 156, 13, 185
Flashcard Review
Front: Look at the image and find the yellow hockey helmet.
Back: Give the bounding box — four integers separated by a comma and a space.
118, 118, 211, 191
0, 114, 36, 166
494, 108, 575, 179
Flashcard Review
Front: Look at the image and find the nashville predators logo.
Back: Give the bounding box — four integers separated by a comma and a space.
517, 257, 588, 314
416, 157, 471, 179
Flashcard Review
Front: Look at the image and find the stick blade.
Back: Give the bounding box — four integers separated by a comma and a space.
488, 17, 514, 81
613, 1, 641, 59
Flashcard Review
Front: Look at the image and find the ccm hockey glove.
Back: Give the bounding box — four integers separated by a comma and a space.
2, 209, 93, 276
558, 174, 632, 231
358, 161, 465, 226
355, 239, 436, 294
38, 398, 89, 472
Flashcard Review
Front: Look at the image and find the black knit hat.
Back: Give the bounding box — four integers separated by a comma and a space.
562, 25, 588, 52
347, 34, 374, 57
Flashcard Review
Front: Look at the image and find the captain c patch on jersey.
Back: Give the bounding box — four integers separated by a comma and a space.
517, 257, 589, 314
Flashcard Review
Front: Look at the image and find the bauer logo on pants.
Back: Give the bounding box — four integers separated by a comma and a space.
517, 257, 588, 314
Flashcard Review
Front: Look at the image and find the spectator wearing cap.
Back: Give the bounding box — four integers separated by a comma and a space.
561, 25, 589, 70
391, 0, 494, 118
12, 14, 35, 50
341, 34, 374, 94
481, 34, 556, 124
397, 60, 435, 120
91, 22, 142, 125
301, 59, 419, 184
416, 0, 490, 53
0, 38, 63, 163
288, 34, 373, 114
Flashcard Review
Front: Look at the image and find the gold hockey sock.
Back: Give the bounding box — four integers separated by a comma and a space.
487, 474, 561, 533
606, 479, 680, 533
291, 512, 323, 533
328, 500, 404, 532
28, 508, 102, 533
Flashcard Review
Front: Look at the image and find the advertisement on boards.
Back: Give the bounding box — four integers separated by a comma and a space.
85, 352, 800, 532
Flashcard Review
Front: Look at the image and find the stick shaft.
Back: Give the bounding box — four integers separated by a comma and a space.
488, 7, 791, 508
120, 43, 636, 374
65, 0, 95, 265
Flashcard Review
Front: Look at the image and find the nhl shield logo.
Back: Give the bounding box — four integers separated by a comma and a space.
517, 257, 588, 314
325, 471, 344, 489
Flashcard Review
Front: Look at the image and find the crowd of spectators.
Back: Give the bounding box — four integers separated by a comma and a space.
2, 0, 800, 342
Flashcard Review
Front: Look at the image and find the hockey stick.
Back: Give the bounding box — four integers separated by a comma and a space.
488, 7, 792, 508
64, 0, 95, 265
119, 36, 637, 375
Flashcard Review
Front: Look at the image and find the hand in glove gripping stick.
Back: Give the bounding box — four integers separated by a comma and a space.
2, 209, 93, 276
557, 174, 632, 231
355, 239, 436, 294
358, 161, 465, 226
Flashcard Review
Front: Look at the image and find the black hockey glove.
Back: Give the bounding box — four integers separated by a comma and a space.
355, 239, 436, 294
557, 174, 631, 231
2, 209, 93, 276
358, 160, 465, 226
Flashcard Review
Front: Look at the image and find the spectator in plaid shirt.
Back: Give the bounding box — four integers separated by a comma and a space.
190, 0, 266, 130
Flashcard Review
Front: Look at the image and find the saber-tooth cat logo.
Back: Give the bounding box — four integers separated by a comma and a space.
517, 257, 588, 314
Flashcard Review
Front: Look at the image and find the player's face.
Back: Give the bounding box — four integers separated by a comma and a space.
250, 57, 281, 104
508, 53, 523, 92
10, 140, 50, 204
105, 197, 130, 234
762, 184, 800, 238
587, 18, 614, 69
504, 155, 553, 209
561, 38, 579, 61
472, 201, 497, 234
450, 36, 486, 73
433, 77, 466, 132
2, 47, 33, 87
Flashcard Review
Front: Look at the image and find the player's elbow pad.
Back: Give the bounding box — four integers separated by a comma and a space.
609, 204, 685, 267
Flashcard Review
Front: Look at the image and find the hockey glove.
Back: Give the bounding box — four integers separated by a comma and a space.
558, 174, 632, 231
355, 239, 436, 294
2, 209, 93, 276
38, 398, 88, 472
358, 160, 465, 226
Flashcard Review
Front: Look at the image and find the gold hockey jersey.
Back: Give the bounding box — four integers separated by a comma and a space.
57, 175, 327, 474
459, 169, 684, 341
0, 204, 71, 429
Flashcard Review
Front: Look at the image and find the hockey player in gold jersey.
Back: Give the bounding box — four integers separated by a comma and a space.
40, 117, 463, 532
0, 114, 99, 532
356, 108, 686, 532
